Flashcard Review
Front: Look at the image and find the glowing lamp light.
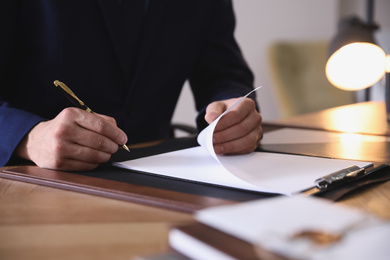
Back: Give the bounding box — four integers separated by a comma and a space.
327, 1, 390, 122
326, 42, 386, 91
386, 55, 390, 73
325, 15, 385, 92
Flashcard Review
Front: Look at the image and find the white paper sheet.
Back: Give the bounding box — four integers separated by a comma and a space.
114, 87, 372, 195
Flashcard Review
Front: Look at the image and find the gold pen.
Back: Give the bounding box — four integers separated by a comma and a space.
54, 80, 130, 152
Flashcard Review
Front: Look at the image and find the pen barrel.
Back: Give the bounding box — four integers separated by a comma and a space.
59, 89, 93, 112
315, 165, 365, 190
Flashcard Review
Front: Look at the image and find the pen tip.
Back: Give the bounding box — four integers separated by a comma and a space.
53, 80, 60, 86
122, 144, 130, 152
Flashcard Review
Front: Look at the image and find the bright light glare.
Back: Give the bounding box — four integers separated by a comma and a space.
326, 42, 386, 90
386, 55, 390, 73
339, 133, 363, 143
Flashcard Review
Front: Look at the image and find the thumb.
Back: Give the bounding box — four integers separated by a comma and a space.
205, 101, 227, 124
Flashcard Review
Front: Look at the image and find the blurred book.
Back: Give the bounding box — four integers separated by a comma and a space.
170, 196, 390, 260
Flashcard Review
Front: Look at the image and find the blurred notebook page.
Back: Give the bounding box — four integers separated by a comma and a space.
196, 196, 390, 260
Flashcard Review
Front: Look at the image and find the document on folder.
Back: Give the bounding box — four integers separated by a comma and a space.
114, 88, 372, 195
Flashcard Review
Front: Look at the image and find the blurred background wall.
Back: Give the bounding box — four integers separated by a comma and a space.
172, 0, 390, 127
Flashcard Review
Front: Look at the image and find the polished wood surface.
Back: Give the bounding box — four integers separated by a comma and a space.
1, 101, 390, 260
0, 165, 242, 213
0, 176, 193, 260
266, 101, 390, 136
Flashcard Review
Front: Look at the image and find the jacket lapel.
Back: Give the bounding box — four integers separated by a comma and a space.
97, 0, 130, 83
131, 0, 166, 85
97, 0, 167, 86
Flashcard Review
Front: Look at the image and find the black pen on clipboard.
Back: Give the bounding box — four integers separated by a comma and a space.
315, 165, 366, 190
53, 80, 130, 152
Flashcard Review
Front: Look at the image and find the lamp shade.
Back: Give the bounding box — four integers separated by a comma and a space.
326, 16, 386, 91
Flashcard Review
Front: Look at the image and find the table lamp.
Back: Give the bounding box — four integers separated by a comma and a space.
325, 0, 390, 121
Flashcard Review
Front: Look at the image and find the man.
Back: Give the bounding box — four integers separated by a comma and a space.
0, 0, 262, 171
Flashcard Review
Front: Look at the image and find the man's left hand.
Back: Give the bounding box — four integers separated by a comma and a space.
205, 97, 262, 155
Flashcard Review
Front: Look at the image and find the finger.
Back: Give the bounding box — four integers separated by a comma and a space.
79, 114, 127, 145
63, 142, 112, 165
214, 98, 257, 132
63, 124, 120, 154
59, 108, 128, 145
205, 101, 227, 124
214, 127, 262, 155
49, 115, 119, 154
36, 139, 111, 171
213, 111, 262, 145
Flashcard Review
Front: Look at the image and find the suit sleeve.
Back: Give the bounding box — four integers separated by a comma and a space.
0, 1, 45, 166
189, 0, 256, 131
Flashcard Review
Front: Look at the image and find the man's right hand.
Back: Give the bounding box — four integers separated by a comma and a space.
15, 107, 128, 171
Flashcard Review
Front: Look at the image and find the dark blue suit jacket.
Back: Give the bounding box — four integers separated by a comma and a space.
0, 0, 254, 166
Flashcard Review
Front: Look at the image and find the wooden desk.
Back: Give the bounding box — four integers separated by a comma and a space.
266, 101, 390, 136
1, 101, 390, 260
0, 176, 193, 260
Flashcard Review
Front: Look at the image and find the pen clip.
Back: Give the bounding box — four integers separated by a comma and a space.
315, 165, 366, 190
54, 80, 92, 112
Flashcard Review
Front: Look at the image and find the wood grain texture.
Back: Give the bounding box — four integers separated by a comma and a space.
266, 101, 390, 136
0, 177, 193, 260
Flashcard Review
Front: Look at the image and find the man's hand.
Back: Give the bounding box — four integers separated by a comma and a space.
205, 97, 262, 155
15, 107, 128, 171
